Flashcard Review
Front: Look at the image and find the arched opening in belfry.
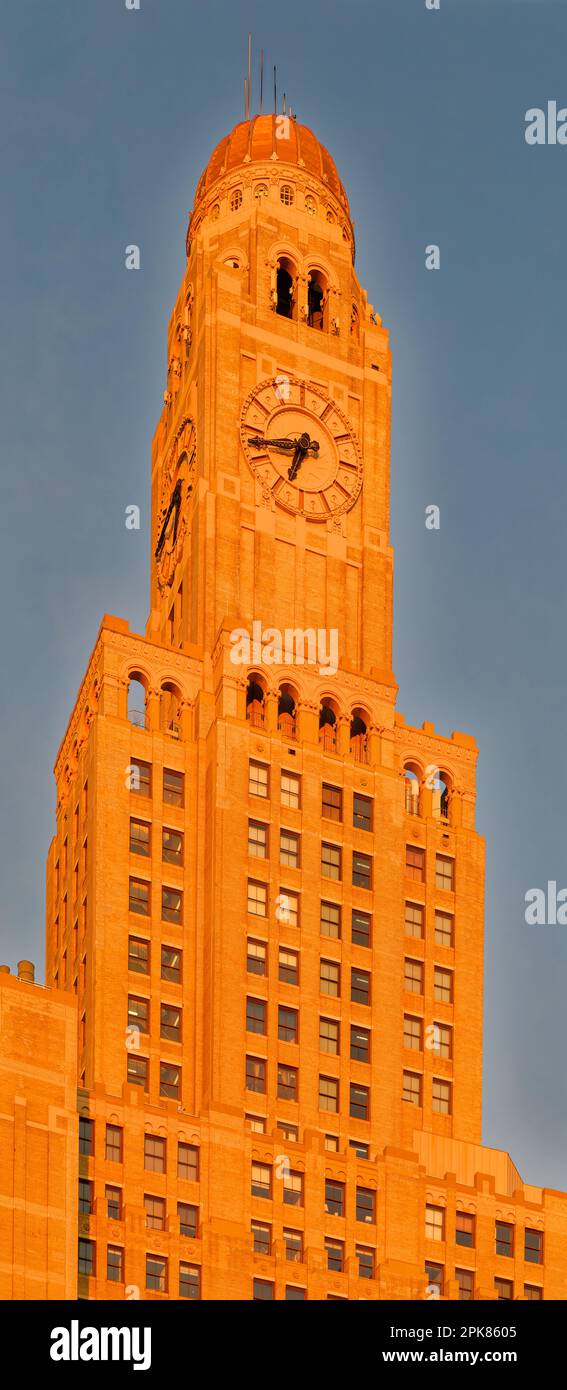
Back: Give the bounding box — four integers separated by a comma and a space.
276, 265, 294, 318
246, 678, 266, 728
307, 273, 326, 330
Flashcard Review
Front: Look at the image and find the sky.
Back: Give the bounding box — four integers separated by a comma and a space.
1, 0, 567, 1187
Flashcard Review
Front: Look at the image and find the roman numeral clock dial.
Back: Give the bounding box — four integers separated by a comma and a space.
240, 377, 363, 521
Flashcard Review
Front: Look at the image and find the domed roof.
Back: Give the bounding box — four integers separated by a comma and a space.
192, 114, 350, 217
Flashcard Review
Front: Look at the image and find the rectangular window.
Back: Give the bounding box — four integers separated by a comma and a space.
251, 1162, 272, 1199
321, 842, 341, 881
283, 1171, 303, 1207
248, 819, 269, 858
161, 945, 182, 983
248, 880, 267, 917
163, 768, 184, 807
524, 1284, 543, 1300
285, 1285, 306, 1300
456, 1212, 475, 1248
356, 1188, 376, 1224
525, 1229, 543, 1264
146, 1254, 167, 1293
178, 1143, 199, 1182
144, 1135, 166, 1172
277, 1120, 298, 1143
325, 1180, 345, 1217
78, 1239, 95, 1276
321, 900, 341, 939
456, 1268, 475, 1301
130, 819, 150, 857
320, 959, 340, 997
495, 1222, 514, 1257
127, 1055, 148, 1089
325, 1238, 344, 1272
357, 1246, 374, 1279
406, 845, 425, 881
129, 878, 150, 916
353, 792, 373, 832
324, 1134, 339, 1153
253, 1279, 274, 1300
105, 1124, 122, 1163
434, 1022, 452, 1059
249, 761, 269, 798
432, 1078, 452, 1114
79, 1117, 94, 1157
106, 1185, 122, 1220
284, 1229, 303, 1262
246, 1056, 266, 1093
403, 1071, 422, 1106
159, 1062, 180, 1099
162, 886, 182, 924
252, 1221, 271, 1254
350, 1025, 370, 1063
425, 1205, 445, 1241
434, 967, 453, 1003
352, 909, 371, 948
246, 1114, 266, 1133
425, 1261, 444, 1294
246, 997, 267, 1035
495, 1278, 513, 1301
320, 1017, 340, 1055
78, 1179, 93, 1214
319, 1075, 339, 1112
178, 1202, 198, 1238
247, 938, 267, 976
352, 851, 372, 890
160, 1003, 181, 1042
435, 910, 454, 947
278, 1006, 298, 1044
279, 947, 299, 986
131, 760, 151, 797
279, 889, 299, 927
128, 995, 149, 1033
281, 770, 300, 809
145, 1194, 166, 1231
162, 828, 184, 865
179, 1263, 200, 1300
405, 902, 424, 938
351, 967, 370, 1006
405, 958, 424, 994
349, 1138, 370, 1159
322, 784, 342, 822
435, 854, 454, 891
277, 1065, 298, 1102
350, 1084, 369, 1121
128, 935, 149, 974
404, 1015, 423, 1051
280, 829, 300, 868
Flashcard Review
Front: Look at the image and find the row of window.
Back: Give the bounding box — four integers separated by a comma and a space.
247, 935, 454, 1007
252, 1166, 376, 1221
250, 763, 373, 831
252, 1226, 375, 1278
79, 1181, 199, 1237
125, 1056, 181, 1097
426, 1207, 543, 1262
426, 1263, 542, 1301
130, 820, 184, 865
130, 762, 184, 806
127, 996, 182, 1042
79, 1121, 199, 1179
249, 822, 375, 887
128, 938, 181, 981
247, 897, 453, 949
246, 1055, 451, 1117
78, 1241, 199, 1297
129, 879, 183, 922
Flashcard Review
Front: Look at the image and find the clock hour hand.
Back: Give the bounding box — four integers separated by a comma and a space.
248, 433, 320, 456
288, 432, 314, 482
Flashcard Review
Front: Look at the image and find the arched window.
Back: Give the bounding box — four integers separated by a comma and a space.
246, 679, 266, 729
278, 687, 296, 739
229, 188, 243, 212
127, 674, 147, 729
276, 262, 294, 319
210, 203, 220, 222
319, 703, 337, 753
224, 256, 241, 269
280, 184, 294, 206
432, 772, 451, 823
254, 183, 268, 202
404, 764, 421, 817
350, 713, 368, 763
307, 273, 326, 330
305, 195, 317, 217
160, 683, 182, 740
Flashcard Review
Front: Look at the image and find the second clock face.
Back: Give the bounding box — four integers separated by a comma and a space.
240, 376, 363, 521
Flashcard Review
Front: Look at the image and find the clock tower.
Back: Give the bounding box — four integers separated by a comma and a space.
147, 115, 393, 680
41, 110, 567, 1307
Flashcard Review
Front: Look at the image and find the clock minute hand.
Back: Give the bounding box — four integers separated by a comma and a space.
288, 432, 314, 482
248, 434, 320, 455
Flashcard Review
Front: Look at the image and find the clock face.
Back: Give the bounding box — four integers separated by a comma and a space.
240, 376, 363, 521
155, 416, 195, 590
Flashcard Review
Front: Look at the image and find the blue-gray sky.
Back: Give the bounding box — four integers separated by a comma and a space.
1, 0, 567, 1187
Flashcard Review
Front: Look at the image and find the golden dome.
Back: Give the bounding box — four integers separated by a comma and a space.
191, 114, 351, 219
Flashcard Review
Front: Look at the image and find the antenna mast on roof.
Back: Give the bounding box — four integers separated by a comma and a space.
247, 32, 252, 118
260, 48, 264, 113
273, 65, 277, 115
